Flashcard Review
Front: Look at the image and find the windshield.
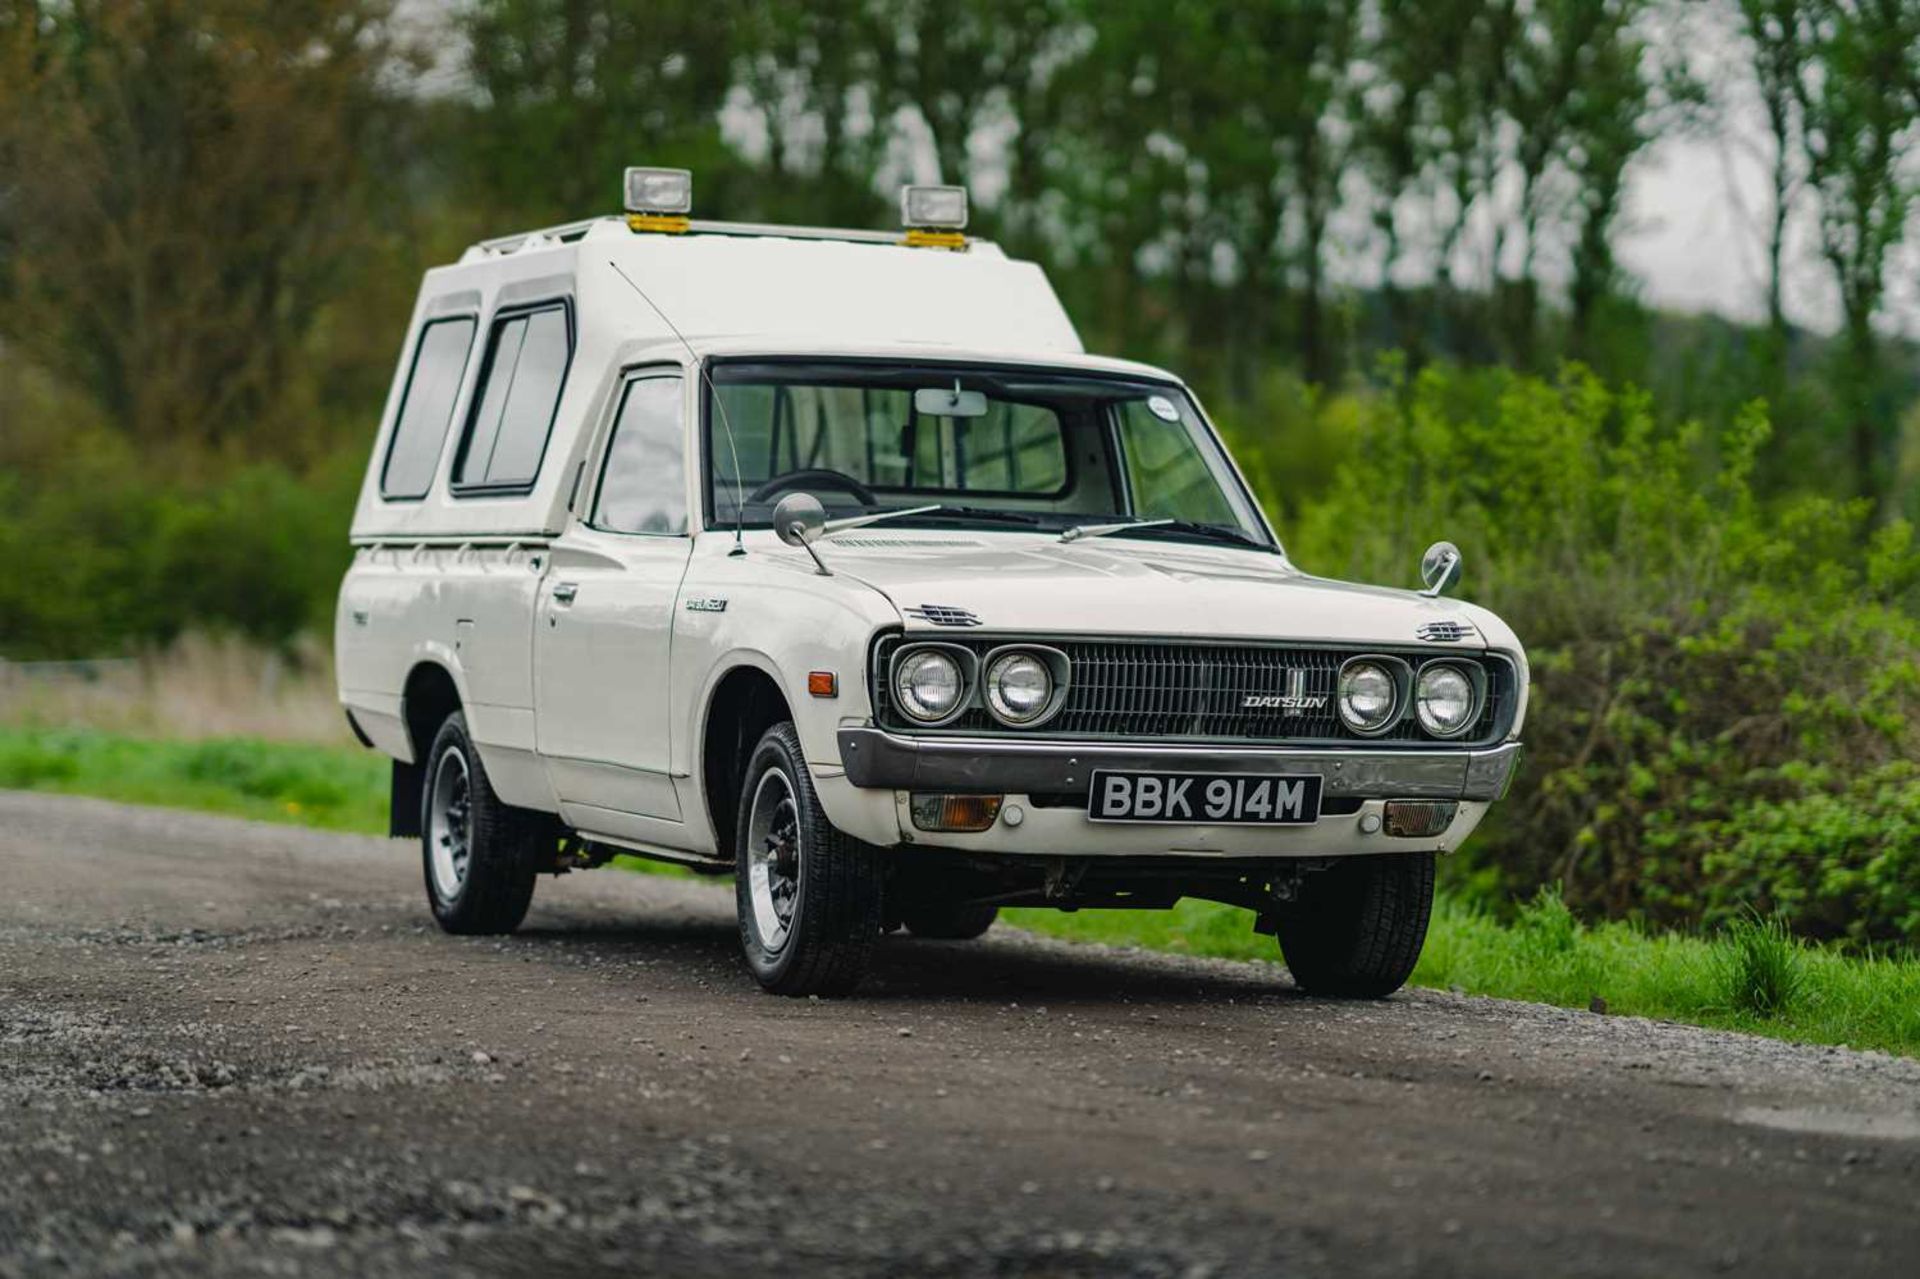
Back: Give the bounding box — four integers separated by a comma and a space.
704, 360, 1272, 548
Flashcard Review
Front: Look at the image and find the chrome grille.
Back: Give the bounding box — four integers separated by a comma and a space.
871, 635, 1513, 746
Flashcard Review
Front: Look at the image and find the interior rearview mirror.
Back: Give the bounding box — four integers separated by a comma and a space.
914, 385, 988, 418
1420, 540, 1462, 597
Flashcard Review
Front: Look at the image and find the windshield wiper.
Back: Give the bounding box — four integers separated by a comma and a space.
823, 504, 1049, 534
821, 504, 945, 535
1061, 517, 1269, 550
1058, 517, 1174, 543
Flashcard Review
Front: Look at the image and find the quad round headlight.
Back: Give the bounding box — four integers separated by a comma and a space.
985, 651, 1054, 725
894, 648, 965, 722
1338, 660, 1401, 735
1415, 663, 1478, 737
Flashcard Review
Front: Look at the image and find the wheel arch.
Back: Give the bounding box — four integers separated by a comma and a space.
700, 663, 795, 859
392, 659, 466, 838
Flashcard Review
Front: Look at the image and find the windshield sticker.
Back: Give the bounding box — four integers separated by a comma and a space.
1147, 395, 1180, 422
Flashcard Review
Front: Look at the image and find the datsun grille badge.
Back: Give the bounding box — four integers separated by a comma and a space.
1240, 669, 1326, 715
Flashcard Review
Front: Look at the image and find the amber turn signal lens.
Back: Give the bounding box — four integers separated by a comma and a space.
1382, 800, 1458, 838
807, 670, 838, 698
909, 793, 1003, 833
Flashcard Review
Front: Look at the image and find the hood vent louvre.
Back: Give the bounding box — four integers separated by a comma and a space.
832, 537, 983, 549
1416, 620, 1473, 643
904, 604, 982, 627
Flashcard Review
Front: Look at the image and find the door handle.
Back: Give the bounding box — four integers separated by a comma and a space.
552, 581, 578, 605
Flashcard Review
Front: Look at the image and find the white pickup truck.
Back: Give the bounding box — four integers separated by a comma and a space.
336, 168, 1528, 997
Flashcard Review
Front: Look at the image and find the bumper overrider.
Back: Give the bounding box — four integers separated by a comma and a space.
836, 729, 1524, 803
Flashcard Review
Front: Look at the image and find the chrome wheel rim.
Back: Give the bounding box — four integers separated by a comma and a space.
745, 767, 801, 953
428, 746, 471, 902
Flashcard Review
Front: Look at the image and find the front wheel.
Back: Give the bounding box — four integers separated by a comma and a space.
734, 722, 883, 996
1278, 852, 1435, 998
421, 712, 540, 935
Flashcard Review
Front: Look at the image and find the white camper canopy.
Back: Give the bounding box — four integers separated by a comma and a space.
348, 216, 1089, 542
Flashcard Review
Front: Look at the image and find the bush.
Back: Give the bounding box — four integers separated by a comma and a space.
1707, 763, 1920, 947
1258, 362, 1920, 950
0, 440, 357, 659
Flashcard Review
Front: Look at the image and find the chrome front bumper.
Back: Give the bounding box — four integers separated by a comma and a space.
836, 730, 1524, 802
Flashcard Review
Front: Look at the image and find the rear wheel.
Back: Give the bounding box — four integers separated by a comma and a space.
899, 900, 999, 941
734, 722, 883, 996
1279, 852, 1435, 998
421, 712, 540, 935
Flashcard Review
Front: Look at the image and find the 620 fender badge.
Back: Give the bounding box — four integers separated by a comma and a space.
684, 597, 728, 613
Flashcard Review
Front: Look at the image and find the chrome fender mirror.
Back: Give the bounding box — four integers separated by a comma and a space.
772, 492, 832, 575
1420, 540, 1462, 597
772, 492, 826, 546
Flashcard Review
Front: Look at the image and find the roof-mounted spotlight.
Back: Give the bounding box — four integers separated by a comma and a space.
625, 166, 692, 234
901, 184, 968, 250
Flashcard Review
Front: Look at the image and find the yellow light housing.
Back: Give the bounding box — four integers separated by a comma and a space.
903, 228, 967, 249
627, 212, 690, 234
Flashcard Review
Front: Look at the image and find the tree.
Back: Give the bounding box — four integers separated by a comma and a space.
1036, 3, 1365, 390
1793, 0, 1920, 509
732, 0, 892, 227
460, 0, 744, 223
1734, 0, 1811, 346
1492, 0, 1650, 369
863, 0, 1072, 191
1361, 0, 1487, 358
1426, 0, 1523, 361
1280, 0, 1364, 386
0, 0, 401, 458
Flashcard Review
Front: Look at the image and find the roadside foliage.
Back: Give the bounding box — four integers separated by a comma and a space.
1264, 365, 1920, 948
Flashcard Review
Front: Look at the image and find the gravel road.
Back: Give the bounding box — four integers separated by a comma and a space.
2, 791, 1917, 1278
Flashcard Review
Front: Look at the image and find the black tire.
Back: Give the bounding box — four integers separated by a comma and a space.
420, 711, 540, 935
1278, 852, 1435, 998
899, 900, 999, 941
733, 722, 883, 996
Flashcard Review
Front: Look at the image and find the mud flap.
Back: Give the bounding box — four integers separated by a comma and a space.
390, 758, 423, 838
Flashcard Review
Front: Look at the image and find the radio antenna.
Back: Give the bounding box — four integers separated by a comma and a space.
607, 258, 749, 557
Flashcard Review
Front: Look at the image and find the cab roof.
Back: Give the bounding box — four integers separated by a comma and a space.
439, 217, 1085, 355
669, 335, 1181, 384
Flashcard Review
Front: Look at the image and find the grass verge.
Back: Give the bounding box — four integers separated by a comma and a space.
0, 726, 388, 831
5, 726, 1915, 1057
1009, 891, 1920, 1056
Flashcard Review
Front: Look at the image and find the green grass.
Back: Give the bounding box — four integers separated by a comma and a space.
1012, 889, 1920, 1056
0, 726, 390, 831
6, 726, 1917, 1056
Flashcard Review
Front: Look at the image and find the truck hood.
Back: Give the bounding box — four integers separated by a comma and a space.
816, 531, 1490, 647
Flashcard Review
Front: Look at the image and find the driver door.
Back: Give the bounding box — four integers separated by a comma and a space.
534, 370, 693, 824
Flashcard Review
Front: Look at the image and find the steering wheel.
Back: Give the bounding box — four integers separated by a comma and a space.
748, 469, 878, 506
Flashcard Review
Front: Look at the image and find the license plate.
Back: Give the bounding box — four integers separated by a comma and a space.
1088, 770, 1323, 825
